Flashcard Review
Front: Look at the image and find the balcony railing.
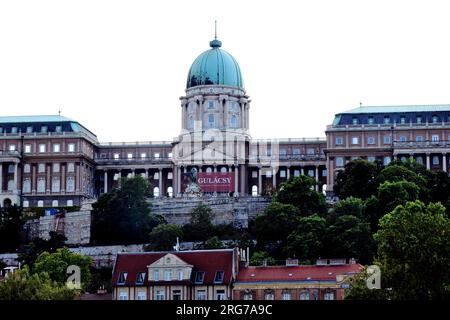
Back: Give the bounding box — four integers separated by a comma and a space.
248, 154, 326, 161
95, 156, 173, 166
393, 140, 450, 149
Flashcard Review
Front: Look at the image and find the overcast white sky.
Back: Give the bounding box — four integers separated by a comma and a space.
1, 0, 450, 142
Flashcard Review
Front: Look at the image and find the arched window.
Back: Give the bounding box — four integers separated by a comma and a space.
187, 116, 194, 129
167, 186, 173, 198
52, 200, 59, 207
230, 115, 238, 128
416, 156, 423, 165
251, 185, 258, 197
432, 156, 440, 165
432, 115, 439, 123
22, 179, 31, 193
37, 200, 44, 208
300, 291, 310, 300
153, 187, 160, 197
220, 167, 227, 173
206, 167, 212, 173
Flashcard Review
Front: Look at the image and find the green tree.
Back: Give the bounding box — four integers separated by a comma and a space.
146, 224, 183, 251
0, 204, 24, 253
334, 159, 381, 199
330, 197, 366, 221
325, 215, 375, 264
182, 204, 215, 241
255, 202, 299, 256
377, 165, 429, 200
274, 176, 326, 216
377, 180, 420, 214
344, 266, 388, 300
0, 267, 76, 300
203, 236, 224, 249
250, 251, 276, 266
18, 231, 67, 270
285, 214, 327, 260
374, 201, 450, 300
33, 247, 92, 289
91, 176, 164, 244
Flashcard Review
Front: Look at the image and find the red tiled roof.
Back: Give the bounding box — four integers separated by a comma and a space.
236, 264, 362, 283
112, 249, 235, 287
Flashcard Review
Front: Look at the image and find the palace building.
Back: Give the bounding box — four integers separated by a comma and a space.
1, 35, 450, 209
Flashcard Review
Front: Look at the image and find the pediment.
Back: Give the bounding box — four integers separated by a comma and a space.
148, 253, 193, 268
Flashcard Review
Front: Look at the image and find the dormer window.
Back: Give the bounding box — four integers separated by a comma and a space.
55, 125, 62, 133
117, 272, 128, 285
214, 271, 224, 284
136, 272, 146, 285
11, 127, 18, 134
432, 115, 439, 123
417, 116, 422, 124
384, 116, 390, 124
195, 271, 205, 284
41, 125, 47, 133
368, 116, 374, 124
26, 126, 33, 133
400, 116, 406, 124
352, 117, 358, 125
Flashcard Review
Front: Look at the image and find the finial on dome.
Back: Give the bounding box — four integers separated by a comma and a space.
210, 20, 222, 48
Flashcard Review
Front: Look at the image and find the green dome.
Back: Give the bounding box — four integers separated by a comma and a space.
186, 39, 244, 89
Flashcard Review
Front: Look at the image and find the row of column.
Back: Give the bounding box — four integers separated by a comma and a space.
395, 153, 448, 171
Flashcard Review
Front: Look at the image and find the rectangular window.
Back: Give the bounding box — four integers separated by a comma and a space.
335, 137, 343, 145
53, 163, 60, 173
196, 290, 206, 301
66, 177, 75, 192
24, 145, 32, 153
307, 148, 315, 155
367, 137, 375, 145
155, 290, 165, 301
432, 135, 439, 142
384, 156, 391, 165
26, 126, 33, 133
51, 177, 60, 193
351, 137, 359, 145
0, 127, 3, 133
24, 164, 31, 173
399, 136, 407, 142
168, 152, 173, 159
367, 156, 376, 162
352, 117, 358, 125
140, 153, 146, 159
173, 290, 182, 301
67, 163, 75, 172
119, 292, 128, 301
154, 153, 160, 159
208, 114, 215, 128
38, 164, 45, 173
137, 292, 146, 300
41, 126, 47, 133
383, 136, 391, 144
9, 145, 16, 151
280, 170, 286, 178
154, 270, 159, 281
384, 116, 390, 124
164, 270, 172, 281
368, 116, 374, 124
39, 144, 46, 153
208, 101, 214, 109
400, 116, 406, 124
53, 144, 60, 152
55, 125, 62, 133
336, 157, 344, 167
11, 127, 18, 133
177, 270, 183, 281
293, 148, 300, 156
113, 153, 119, 160
68, 143, 75, 152
265, 293, 274, 300
416, 135, 423, 142
417, 116, 422, 124
216, 290, 225, 300
127, 153, 133, 159
324, 292, 335, 300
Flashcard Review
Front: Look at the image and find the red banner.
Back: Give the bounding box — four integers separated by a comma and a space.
197, 172, 235, 192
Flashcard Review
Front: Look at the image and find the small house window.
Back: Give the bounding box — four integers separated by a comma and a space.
195, 271, 205, 284
214, 271, 224, 284
136, 272, 145, 285
117, 272, 128, 285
